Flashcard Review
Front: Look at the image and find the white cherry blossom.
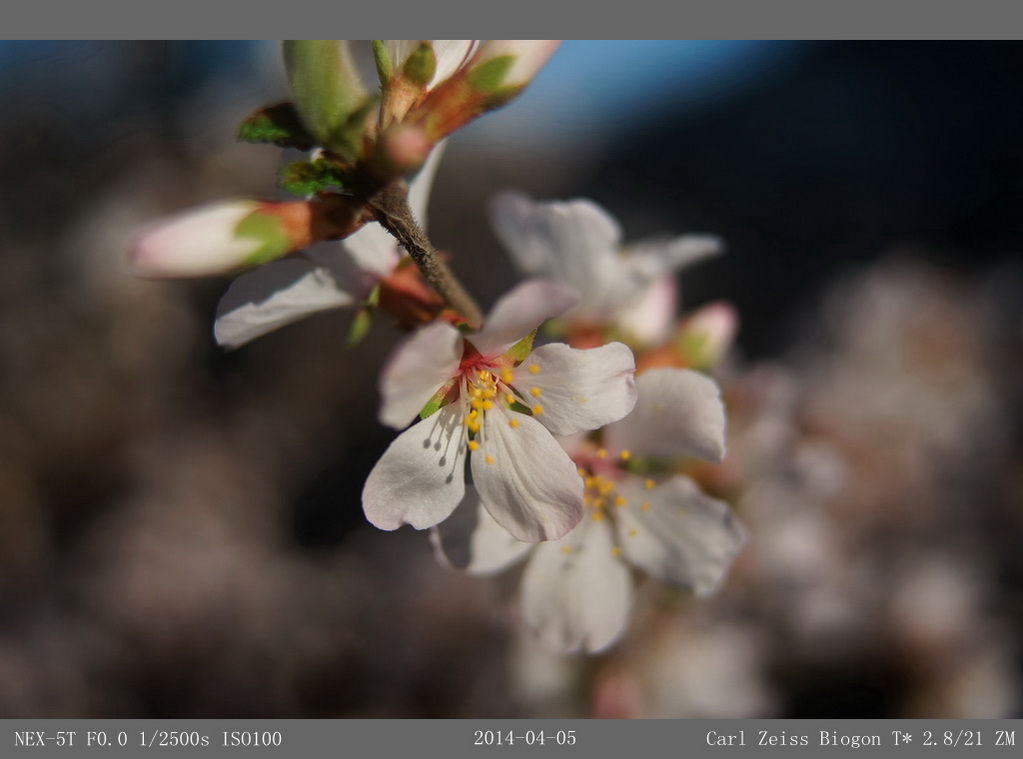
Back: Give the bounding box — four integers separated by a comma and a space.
435, 368, 747, 653
213, 142, 445, 349
362, 280, 637, 543
489, 192, 723, 345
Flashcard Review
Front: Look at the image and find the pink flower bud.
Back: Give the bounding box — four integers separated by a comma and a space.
128, 200, 266, 279
472, 40, 559, 87
680, 301, 739, 368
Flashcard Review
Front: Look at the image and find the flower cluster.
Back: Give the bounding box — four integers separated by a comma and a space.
127, 40, 746, 656
435, 194, 748, 652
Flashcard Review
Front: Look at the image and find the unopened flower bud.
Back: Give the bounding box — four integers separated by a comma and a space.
129, 196, 369, 279
129, 200, 270, 279
380, 124, 433, 175
470, 40, 560, 89
678, 301, 739, 370
414, 40, 560, 142
284, 40, 370, 160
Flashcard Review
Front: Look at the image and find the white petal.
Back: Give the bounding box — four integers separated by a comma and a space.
520, 516, 633, 654
614, 274, 678, 346
328, 224, 399, 279
427, 40, 479, 84
617, 476, 747, 596
468, 279, 579, 358
378, 322, 463, 429
604, 368, 726, 462
625, 234, 723, 280
407, 139, 446, 227
362, 404, 467, 530
597, 234, 723, 319
431, 488, 533, 574
472, 407, 583, 542
384, 40, 419, 72
514, 342, 636, 436
214, 253, 359, 349
488, 194, 621, 315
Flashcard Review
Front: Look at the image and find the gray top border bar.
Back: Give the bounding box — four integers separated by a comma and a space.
4, 1, 1023, 40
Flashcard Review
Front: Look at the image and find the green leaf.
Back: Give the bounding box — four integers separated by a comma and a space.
467, 55, 515, 92
283, 40, 366, 158
675, 330, 713, 371
324, 94, 378, 160
372, 40, 392, 85
504, 329, 537, 364
279, 158, 351, 197
508, 399, 534, 415
419, 378, 457, 420
403, 42, 436, 87
234, 212, 290, 268
347, 307, 374, 346
365, 282, 381, 308
237, 102, 316, 150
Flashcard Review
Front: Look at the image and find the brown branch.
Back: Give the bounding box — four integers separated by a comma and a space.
367, 181, 484, 329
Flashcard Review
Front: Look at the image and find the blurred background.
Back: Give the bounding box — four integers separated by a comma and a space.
0, 40, 1021, 717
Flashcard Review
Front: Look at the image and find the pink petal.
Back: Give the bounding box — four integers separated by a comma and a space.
468, 279, 579, 358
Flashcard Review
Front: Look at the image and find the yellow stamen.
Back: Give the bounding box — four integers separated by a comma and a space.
614, 495, 626, 507
505, 394, 516, 405
530, 387, 542, 397
509, 418, 519, 429
468, 421, 480, 433
620, 450, 632, 461
501, 369, 513, 383
528, 364, 540, 374
596, 448, 607, 459
482, 400, 494, 410
577, 467, 587, 477
592, 511, 604, 522
640, 502, 650, 511
644, 478, 655, 490
560, 545, 571, 555
532, 404, 543, 415
471, 399, 483, 411
628, 528, 638, 537
593, 497, 606, 509
610, 547, 622, 557
467, 440, 479, 451
485, 455, 494, 465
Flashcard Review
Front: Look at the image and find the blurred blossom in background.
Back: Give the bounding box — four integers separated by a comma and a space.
0, 40, 1021, 718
